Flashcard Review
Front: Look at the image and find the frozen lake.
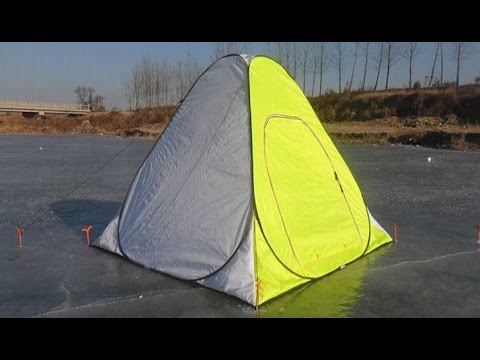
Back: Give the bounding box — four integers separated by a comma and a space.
1, 134, 479, 317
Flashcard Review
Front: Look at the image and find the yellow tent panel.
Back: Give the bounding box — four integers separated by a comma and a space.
249, 56, 392, 305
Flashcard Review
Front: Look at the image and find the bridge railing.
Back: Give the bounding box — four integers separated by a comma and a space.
0, 99, 91, 112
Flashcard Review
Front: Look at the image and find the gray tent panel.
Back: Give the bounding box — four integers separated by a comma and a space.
94, 210, 122, 256
198, 220, 255, 305
118, 55, 252, 280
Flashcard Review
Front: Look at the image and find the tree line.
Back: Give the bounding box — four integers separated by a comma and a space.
123, 48, 202, 110
122, 42, 477, 110
266, 42, 477, 96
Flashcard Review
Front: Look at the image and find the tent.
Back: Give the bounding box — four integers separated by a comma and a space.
94, 54, 392, 307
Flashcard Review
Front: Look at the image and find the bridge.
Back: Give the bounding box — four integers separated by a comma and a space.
0, 99, 91, 117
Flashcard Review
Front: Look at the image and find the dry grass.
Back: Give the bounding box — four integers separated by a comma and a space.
0, 106, 176, 138
324, 117, 480, 150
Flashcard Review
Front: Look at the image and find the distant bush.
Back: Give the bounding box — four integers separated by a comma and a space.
413, 81, 421, 89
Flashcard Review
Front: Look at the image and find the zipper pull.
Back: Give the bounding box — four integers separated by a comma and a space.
334, 171, 344, 193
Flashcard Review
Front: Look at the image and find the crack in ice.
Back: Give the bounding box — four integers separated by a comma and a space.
371, 249, 480, 272
35, 287, 200, 317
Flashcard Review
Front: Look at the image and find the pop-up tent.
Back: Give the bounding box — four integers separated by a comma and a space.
94, 54, 392, 307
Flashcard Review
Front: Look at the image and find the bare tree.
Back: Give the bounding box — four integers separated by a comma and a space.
176, 47, 202, 101
154, 61, 162, 106
301, 43, 310, 93
450, 42, 476, 88
123, 59, 145, 109
91, 95, 105, 111
267, 42, 288, 70
384, 43, 392, 90
311, 58, 317, 97
429, 42, 440, 88
74, 86, 105, 111
361, 42, 369, 91
160, 58, 175, 105
439, 42, 444, 87
132, 66, 141, 108
151, 57, 174, 106
402, 42, 421, 88
373, 42, 384, 91
123, 76, 133, 110
348, 42, 360, 92
285, 43, 292, 74
384, 42, 402, 90
140, 55, 156, 107
331, 42, 344, 93
124, 54, 181, 109
292, 42, 299, 80
185, 48, 202, 91
311, 42, 329, 96
74, 86, 93, 106
318, 43, 329, 96
267, 42, 300, 78
123, 60, 141, 109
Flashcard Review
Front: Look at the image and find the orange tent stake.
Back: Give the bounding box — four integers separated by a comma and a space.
15, 226, 24, 248
82, 225, 93, 246
393, 223, 398, 242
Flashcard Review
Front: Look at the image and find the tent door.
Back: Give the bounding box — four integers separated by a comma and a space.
260, 114, 365, 278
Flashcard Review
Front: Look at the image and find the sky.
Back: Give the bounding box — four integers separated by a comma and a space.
0, 42, 479, 110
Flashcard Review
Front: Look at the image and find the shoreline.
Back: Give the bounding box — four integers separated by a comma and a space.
2, 122, 479, 152
1, 109, 479, 151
